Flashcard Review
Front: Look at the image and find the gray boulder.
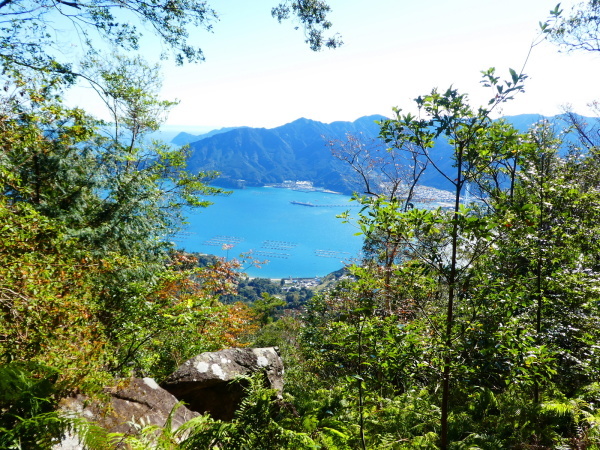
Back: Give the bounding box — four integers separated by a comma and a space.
161, 347, 284, 420
56, 377, 199, 449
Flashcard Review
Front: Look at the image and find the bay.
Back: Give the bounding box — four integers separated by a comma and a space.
175, 187, 363, 279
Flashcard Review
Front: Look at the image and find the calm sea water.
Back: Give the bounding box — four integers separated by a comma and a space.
174, 187, 363, 278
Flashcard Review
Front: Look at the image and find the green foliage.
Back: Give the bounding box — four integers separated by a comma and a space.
0, 199, 112, 390
293, 69, 600, 449
2, 0, 600, 444
221, 276, 314, 309
271, 0, 342, 51
0, 362, 67, 449
172, 374, 318, 449
253, 293, 287, 326
222, 277, 283, 303
2, 58, 224, 260
0, 0, 342, 445
0, 27, 262, 446
122, 258, 260, 380
0, 55, 240, 379
543, 0, 600, 53
0, 0, 217, 74
0, 0, 339, 84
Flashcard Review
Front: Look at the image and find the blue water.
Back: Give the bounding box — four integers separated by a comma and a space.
175, 187, 363, 278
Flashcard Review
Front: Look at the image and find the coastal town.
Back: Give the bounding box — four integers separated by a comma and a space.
268, 179, 456, 205
265, 179, 341, 194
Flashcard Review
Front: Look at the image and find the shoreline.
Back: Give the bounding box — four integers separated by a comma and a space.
264, 183, 342, 195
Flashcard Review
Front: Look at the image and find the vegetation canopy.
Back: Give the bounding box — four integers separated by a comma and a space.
0, 0, 341, 81
2, 0, 600, 448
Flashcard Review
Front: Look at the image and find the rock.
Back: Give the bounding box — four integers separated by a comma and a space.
161, 347, 284, 420
55, 377, 199, 449
54, 347, 285, 447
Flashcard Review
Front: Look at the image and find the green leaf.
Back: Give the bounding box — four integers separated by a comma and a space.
509, 68, 519, 85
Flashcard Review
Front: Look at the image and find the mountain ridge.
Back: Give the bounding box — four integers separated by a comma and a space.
177, 114, 595, 194
183, 115, 386, 193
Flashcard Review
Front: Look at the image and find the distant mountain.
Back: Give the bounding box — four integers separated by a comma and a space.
171, 126, 247, 146
504, 114, 554, 131
185, 115, 386, 193
171, 132, 202, 146
150, 125, 215, 143
181, 114, 596, 194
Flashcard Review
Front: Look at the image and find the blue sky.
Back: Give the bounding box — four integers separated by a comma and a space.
68, 0, 599, 131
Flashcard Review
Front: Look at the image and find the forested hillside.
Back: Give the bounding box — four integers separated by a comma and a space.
2, 0, 600, 449
183, 115, 383, 192
180, 113, 587, 194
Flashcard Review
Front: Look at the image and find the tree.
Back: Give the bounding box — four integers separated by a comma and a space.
126, 251, 261, 379
0, 0, 340, 444
0, 199, 111, 390
0, 64, 267, 380
329, 131, 428, 296
486, 121, 600, 395
328, 132, 427, 206
345, 68, 528, 448
0, 0, 340, 79
544, 1, 600, 53
543, 0, 600, 172
296, 67, 600, 446
0, 50, 262, 380
272, 0, 342, 51
1, 56, 222, 259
